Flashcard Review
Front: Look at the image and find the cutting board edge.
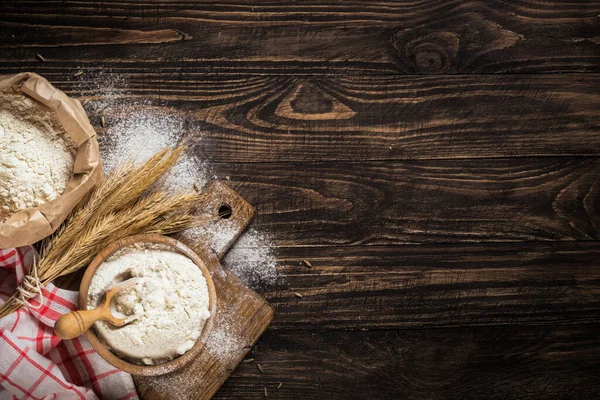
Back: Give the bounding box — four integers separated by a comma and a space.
208, 303, 275, 398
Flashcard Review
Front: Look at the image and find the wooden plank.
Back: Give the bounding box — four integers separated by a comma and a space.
1, 72, 596, 160
246, 242, 600, 330
183, 74, 599, 162
214, 327, 600, 399
17, 73, 594, 161
203, 158, 600, 245
0, 1, 597, 73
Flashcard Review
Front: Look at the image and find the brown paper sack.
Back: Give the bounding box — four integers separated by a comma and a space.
0, 72, 102, 248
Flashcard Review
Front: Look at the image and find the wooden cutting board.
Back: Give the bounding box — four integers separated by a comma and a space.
131, 181, 274, 399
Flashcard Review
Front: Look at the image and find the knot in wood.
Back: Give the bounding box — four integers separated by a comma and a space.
400, 32, 459, 74
390, 13, 522, 73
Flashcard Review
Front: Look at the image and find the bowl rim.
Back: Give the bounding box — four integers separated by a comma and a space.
79, 234, 217, 376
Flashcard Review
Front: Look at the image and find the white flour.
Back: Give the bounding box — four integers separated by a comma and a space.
0, 90, 74, 220
181, 226, 279, 290
180, 223, 238, 256
99, 108, 208, 191
87, 244, 211, 365
99, 109, 183, 173
223, 228, 279, 289
74, 69, 127, 113
162, 153, 209, 192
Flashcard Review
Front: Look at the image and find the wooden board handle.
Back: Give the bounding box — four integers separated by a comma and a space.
175, 181, 256, 260
55, 307, 105, 340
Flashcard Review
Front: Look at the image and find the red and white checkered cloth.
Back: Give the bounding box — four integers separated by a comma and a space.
0, 247, 138, 400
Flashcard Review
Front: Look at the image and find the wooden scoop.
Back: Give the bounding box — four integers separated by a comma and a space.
55, 278, 141, 340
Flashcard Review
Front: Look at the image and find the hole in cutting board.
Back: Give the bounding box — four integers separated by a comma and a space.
218, 204, 233, 219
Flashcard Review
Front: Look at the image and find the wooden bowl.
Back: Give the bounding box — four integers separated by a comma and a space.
79, 234, 217, 376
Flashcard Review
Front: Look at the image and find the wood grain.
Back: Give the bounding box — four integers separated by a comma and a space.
4, 1, 599, 398
246, 242, 600, 330
0, 1, 598, 73
31, 73, 597, 162
203, 158, 600, 245
0, 21, 189, 47
1, 72, 596, 160
215, 327, 600, 399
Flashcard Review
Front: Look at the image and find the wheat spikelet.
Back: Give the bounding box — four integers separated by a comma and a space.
0, 147, 213, 318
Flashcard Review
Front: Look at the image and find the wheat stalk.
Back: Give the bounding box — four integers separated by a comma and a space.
0, 147, 212, 318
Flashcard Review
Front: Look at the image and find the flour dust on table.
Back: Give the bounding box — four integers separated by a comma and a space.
223, 228, 279, 289
100, 110, 181, 171
181, 226, 280, 290
163, 154, 209, 192
75, 68, 210, 190
99, 108, 209, 190
85, 70, 280, 291
73, 68, 128, 113
204, 306, 244, 361
181, 223, 239, 256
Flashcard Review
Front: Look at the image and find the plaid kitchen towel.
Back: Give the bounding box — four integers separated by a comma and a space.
0, 247, 138, 400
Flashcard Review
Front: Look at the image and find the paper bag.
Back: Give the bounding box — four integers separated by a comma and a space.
0, 72, 102, 248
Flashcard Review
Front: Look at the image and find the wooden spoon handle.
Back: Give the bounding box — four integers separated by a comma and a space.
55, 307, 105, 340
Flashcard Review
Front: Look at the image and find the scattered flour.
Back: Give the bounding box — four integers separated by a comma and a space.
99, 110, 184, 173
181, 225, 280, 290
98, 108, 207, 192
74, 69, 127, 113
223, 228, 279, 289
181, 223, 238, 256
144, 307, 244, 396
163, 154, 209, 192
204, 310, 244, 361
87, 244, 211, 365
76, 69, 209, 192
0, 90, 74, 220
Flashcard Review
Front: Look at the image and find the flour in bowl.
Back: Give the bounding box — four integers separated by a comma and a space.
0, 90, 74, 220
87, 244, 211, 365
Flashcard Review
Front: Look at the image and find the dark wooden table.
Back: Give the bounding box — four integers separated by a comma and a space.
2, 1, 599, 399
